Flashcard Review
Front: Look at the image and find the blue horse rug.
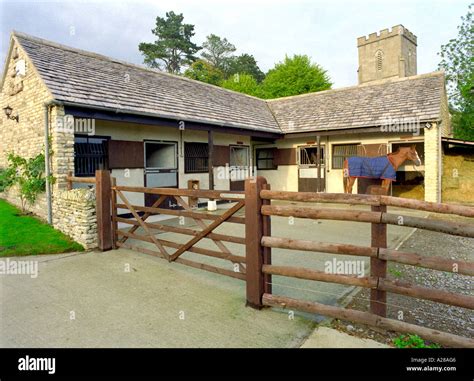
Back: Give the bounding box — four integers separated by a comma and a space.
347, 156, 396, 181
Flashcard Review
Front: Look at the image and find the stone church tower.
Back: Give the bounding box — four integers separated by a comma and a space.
357, 25, 417, 84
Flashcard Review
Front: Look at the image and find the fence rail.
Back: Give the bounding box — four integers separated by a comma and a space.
260, 189, 474, 218
247, 177, 474, 348
66, 171, 95, 190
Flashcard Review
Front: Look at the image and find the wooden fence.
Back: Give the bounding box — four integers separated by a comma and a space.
82, 171, 473, 348
245, 177, 474, 348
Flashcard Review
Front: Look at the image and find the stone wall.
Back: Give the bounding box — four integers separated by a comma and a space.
0, 38, 52, 168
52, 189, 97, 249
1, 36, 97, 249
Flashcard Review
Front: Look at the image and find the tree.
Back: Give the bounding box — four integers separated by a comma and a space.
184, 59, 224, 86
226, 54, 265, 82
221, 73, 260, 97
438, 4, 474, 140
201, 34, 236, 71
139, 11, 201, 74
260, 54, 332, 99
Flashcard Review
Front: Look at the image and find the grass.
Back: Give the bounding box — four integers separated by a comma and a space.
0, 199, 84, 256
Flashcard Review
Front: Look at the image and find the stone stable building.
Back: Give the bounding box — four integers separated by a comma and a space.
0, 26, 454, 248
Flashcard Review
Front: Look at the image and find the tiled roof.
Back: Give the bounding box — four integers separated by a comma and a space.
12, 32, 280, 133
267, 72, 445, 133
11, 32, 445, 135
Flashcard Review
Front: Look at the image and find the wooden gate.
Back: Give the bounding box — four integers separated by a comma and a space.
111, 183, 247, 280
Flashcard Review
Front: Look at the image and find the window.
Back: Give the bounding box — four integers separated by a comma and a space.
332, 144, 358, 169
299, 146, 325, 166
184, 142, 208, 173
256, 148, 277, 170
230, 146, 249, 167
74, 135, 109, 177
391, 142, 425, 166
375, 50, 383, 71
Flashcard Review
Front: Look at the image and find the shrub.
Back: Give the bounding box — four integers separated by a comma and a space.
1, 152, 54, 213
393, 334, 441, 348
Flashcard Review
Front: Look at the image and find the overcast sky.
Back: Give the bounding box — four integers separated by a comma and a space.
0, 0, 470, 87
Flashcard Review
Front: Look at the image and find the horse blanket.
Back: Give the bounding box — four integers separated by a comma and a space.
347, 156, 396, 181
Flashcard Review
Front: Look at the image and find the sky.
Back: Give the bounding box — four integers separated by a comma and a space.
0, 0, 470, 88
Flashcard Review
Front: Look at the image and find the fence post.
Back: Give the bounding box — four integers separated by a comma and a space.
111, 177, 118, 250
370, 204, 387, 317
95, 169, 113, 251
262, 183, 272, 295
245, 176, 267, 309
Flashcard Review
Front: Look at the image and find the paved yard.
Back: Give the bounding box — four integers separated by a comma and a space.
0, 249, 312, 348
0, 202, 426, 347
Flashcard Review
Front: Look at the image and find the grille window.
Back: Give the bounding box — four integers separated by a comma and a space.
74, 135, 109, 177
332, 144, 358, 169
299, 146, 325, 166
375, 50, 383, 71
256, 148, 276, 170
184, 142, 209, 173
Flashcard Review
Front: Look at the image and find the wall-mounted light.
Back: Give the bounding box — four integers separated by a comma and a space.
3, 105, 19, 122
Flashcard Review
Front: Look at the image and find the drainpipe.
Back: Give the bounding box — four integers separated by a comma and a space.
437, 122, 442, 203
44, 101, 55, 224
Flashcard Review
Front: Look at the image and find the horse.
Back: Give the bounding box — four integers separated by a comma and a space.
343, 145, 421, 195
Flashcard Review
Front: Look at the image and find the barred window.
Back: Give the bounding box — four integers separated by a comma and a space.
375, 50, 383, 71
184, 142, 209, 173
74, 135, 109, 177
332, 144, 358, 169
299, 146, 325, 166
256, 148, 276, 170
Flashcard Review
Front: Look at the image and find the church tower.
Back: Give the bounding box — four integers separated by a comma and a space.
357, 25, 417, 84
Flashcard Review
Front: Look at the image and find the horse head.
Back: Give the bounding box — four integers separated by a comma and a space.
407, 144, 422, 166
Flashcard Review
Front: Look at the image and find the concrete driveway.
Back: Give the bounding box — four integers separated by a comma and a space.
0, 202, 425, 347
0, 249, 312, 348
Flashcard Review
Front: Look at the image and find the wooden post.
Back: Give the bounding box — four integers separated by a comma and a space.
245, 176, 267, 309
95, 169, 113, 251
262, 183, 272, 295
370, 204, 387, 317
187, 179, 199, 208
316, 135, 321, 192
208, 130, 214, 191
111, 177, 118, 250
67, 170, 72, 191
